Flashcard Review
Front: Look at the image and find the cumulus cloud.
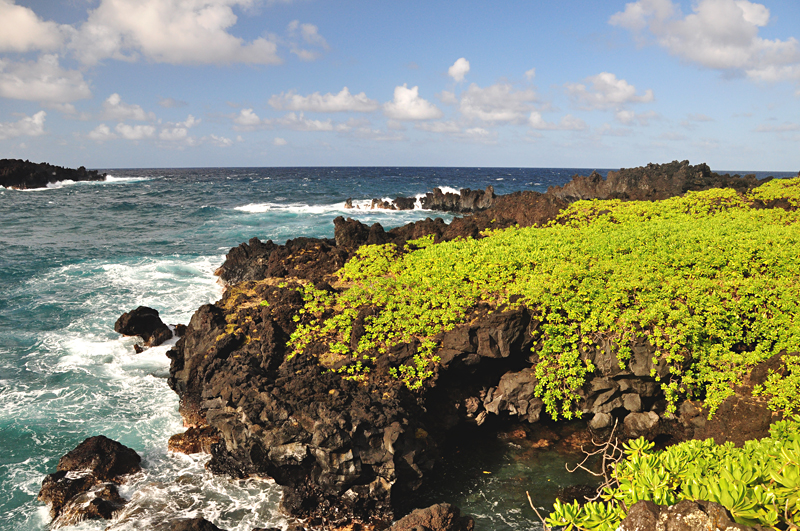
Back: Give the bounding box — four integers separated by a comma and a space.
383, 84, 443, 121
0, 55, 92, 103
610, 0, 800, 81
276, 112, 333, 131
233, 108, 270, 130
525, 68, 536, 80
529, 112, 588, 131
115, 122, 156, 140
459, 82, 539, 123
566, 72, 654, 110
287, 20, 329, 61
71, 0, 282, 66
269, 87, 379, 112
273, 137, 287, 146
159, 114, 199, 141
448, 58, 470, 82
0, 110, 46, 140
615, 109, 659, 125
0, 0, 72, 52
88, 123, 116, 141
102, 93, 156, 121
206, 134, 233, 147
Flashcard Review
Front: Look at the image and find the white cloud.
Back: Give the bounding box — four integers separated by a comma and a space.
383, 84, 443, 121
115, 122, 156, 140
438, 91, 458, 105
448, 58, 470, 82
525, 68, 536, 80
615, 109, 659, 125
287, 20, 329, 61
416, 121, 462, 134
0, 0, 71, 52
206, 134, 233, 147
529, 112, 588, 131
277, 112, 333, 131
599, 124, 634, 137
269, 87, 379, 112
566, 72, 654, 110
273, 137, 287, 146
88, 123, 116, 141
72, 0, 282, 66
610, 0, 800, 81
0, 55, 91, 103
159, 114, 199, 141
0, 110, 46, 140
102, 93, 156, 121
233, 108, 270, 130
459, 82, 539, 123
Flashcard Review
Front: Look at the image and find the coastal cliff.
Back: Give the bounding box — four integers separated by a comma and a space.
166, 161, 800, 529
0, 158, 106, 189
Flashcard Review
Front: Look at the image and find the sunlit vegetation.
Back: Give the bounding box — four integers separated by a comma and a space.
288, 178, 800, 419
547, 419, 800, 531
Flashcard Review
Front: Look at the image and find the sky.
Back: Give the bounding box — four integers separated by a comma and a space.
0, 0, 798, 171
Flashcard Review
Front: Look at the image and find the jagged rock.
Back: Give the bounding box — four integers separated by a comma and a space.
390, 503, 474, 531
619, 500, 757, 531
168, 518, 226, 531
115, 306, 173, 347
168, 425, 221, 454
420, 186, 496, 213
548, 160, 763, 203
0, 159, 106, 189
624, 412, 660, 439
589, 412, 613, 430
38, 436, 141, 527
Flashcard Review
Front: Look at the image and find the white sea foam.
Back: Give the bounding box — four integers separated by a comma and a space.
105, 175, 153, 183
235, 202, 348, 214
437, 186, 461, 195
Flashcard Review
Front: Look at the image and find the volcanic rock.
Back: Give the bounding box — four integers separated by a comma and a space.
1, 159, 106, 189
115, 306, 173, 347
38, 435, 141, 528
390, 503, 474, 531
619, 500, 757, 531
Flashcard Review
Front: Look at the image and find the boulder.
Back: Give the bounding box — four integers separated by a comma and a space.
390, 503, 474, 531
619, 500, 757, 531
168, 518, 226, 531
624, 412, 660, 439
38, 435, 141, 527
115, 306, 173, 347
168, 425, 221, 454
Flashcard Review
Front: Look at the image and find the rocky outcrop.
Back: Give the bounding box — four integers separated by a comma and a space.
618, 500, 757, 531
167, 518, 226, 531
390, 503, 474, 531
548, 160, 763, 203
351, 186, 496, 213
1, 159, 106, 189
115, 306, 173, 347
38, 435, 141, 528
169, 161, 784, 528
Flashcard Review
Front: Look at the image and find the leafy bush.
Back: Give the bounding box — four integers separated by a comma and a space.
288, 179, 800, 418
546, 420, 800, 531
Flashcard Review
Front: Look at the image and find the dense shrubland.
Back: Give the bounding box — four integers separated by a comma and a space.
547, 419, 800, 530
288, 178, 800, 420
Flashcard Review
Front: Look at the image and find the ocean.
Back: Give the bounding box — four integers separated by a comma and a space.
1, 167, 794, 531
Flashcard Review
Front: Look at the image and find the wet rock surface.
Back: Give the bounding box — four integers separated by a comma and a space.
115, 306, 173, 347
390, 503, 474, 531
1, 158, 106, 189
38, 435, 141, 528
167, 162, 782, 527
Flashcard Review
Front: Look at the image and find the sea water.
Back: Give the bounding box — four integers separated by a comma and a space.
2, 167, 794, 531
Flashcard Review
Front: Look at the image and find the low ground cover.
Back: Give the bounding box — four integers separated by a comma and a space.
288, 178, 800, 419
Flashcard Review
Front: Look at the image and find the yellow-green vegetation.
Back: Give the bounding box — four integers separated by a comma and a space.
288, 178, 800, 418
546, 420, 800, 531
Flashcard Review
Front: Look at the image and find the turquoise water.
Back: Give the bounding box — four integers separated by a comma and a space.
1, 167, 793, 530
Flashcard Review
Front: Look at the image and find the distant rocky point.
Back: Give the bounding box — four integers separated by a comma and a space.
1, 158, 106, 189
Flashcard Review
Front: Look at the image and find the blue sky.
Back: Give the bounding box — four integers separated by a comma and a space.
0, 0, 798, 170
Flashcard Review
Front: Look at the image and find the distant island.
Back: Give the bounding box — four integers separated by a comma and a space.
1, 159, 106, 189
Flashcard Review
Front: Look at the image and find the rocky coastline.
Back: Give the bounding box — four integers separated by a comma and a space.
39, 161, 798, 530
0, 158, 106, 189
